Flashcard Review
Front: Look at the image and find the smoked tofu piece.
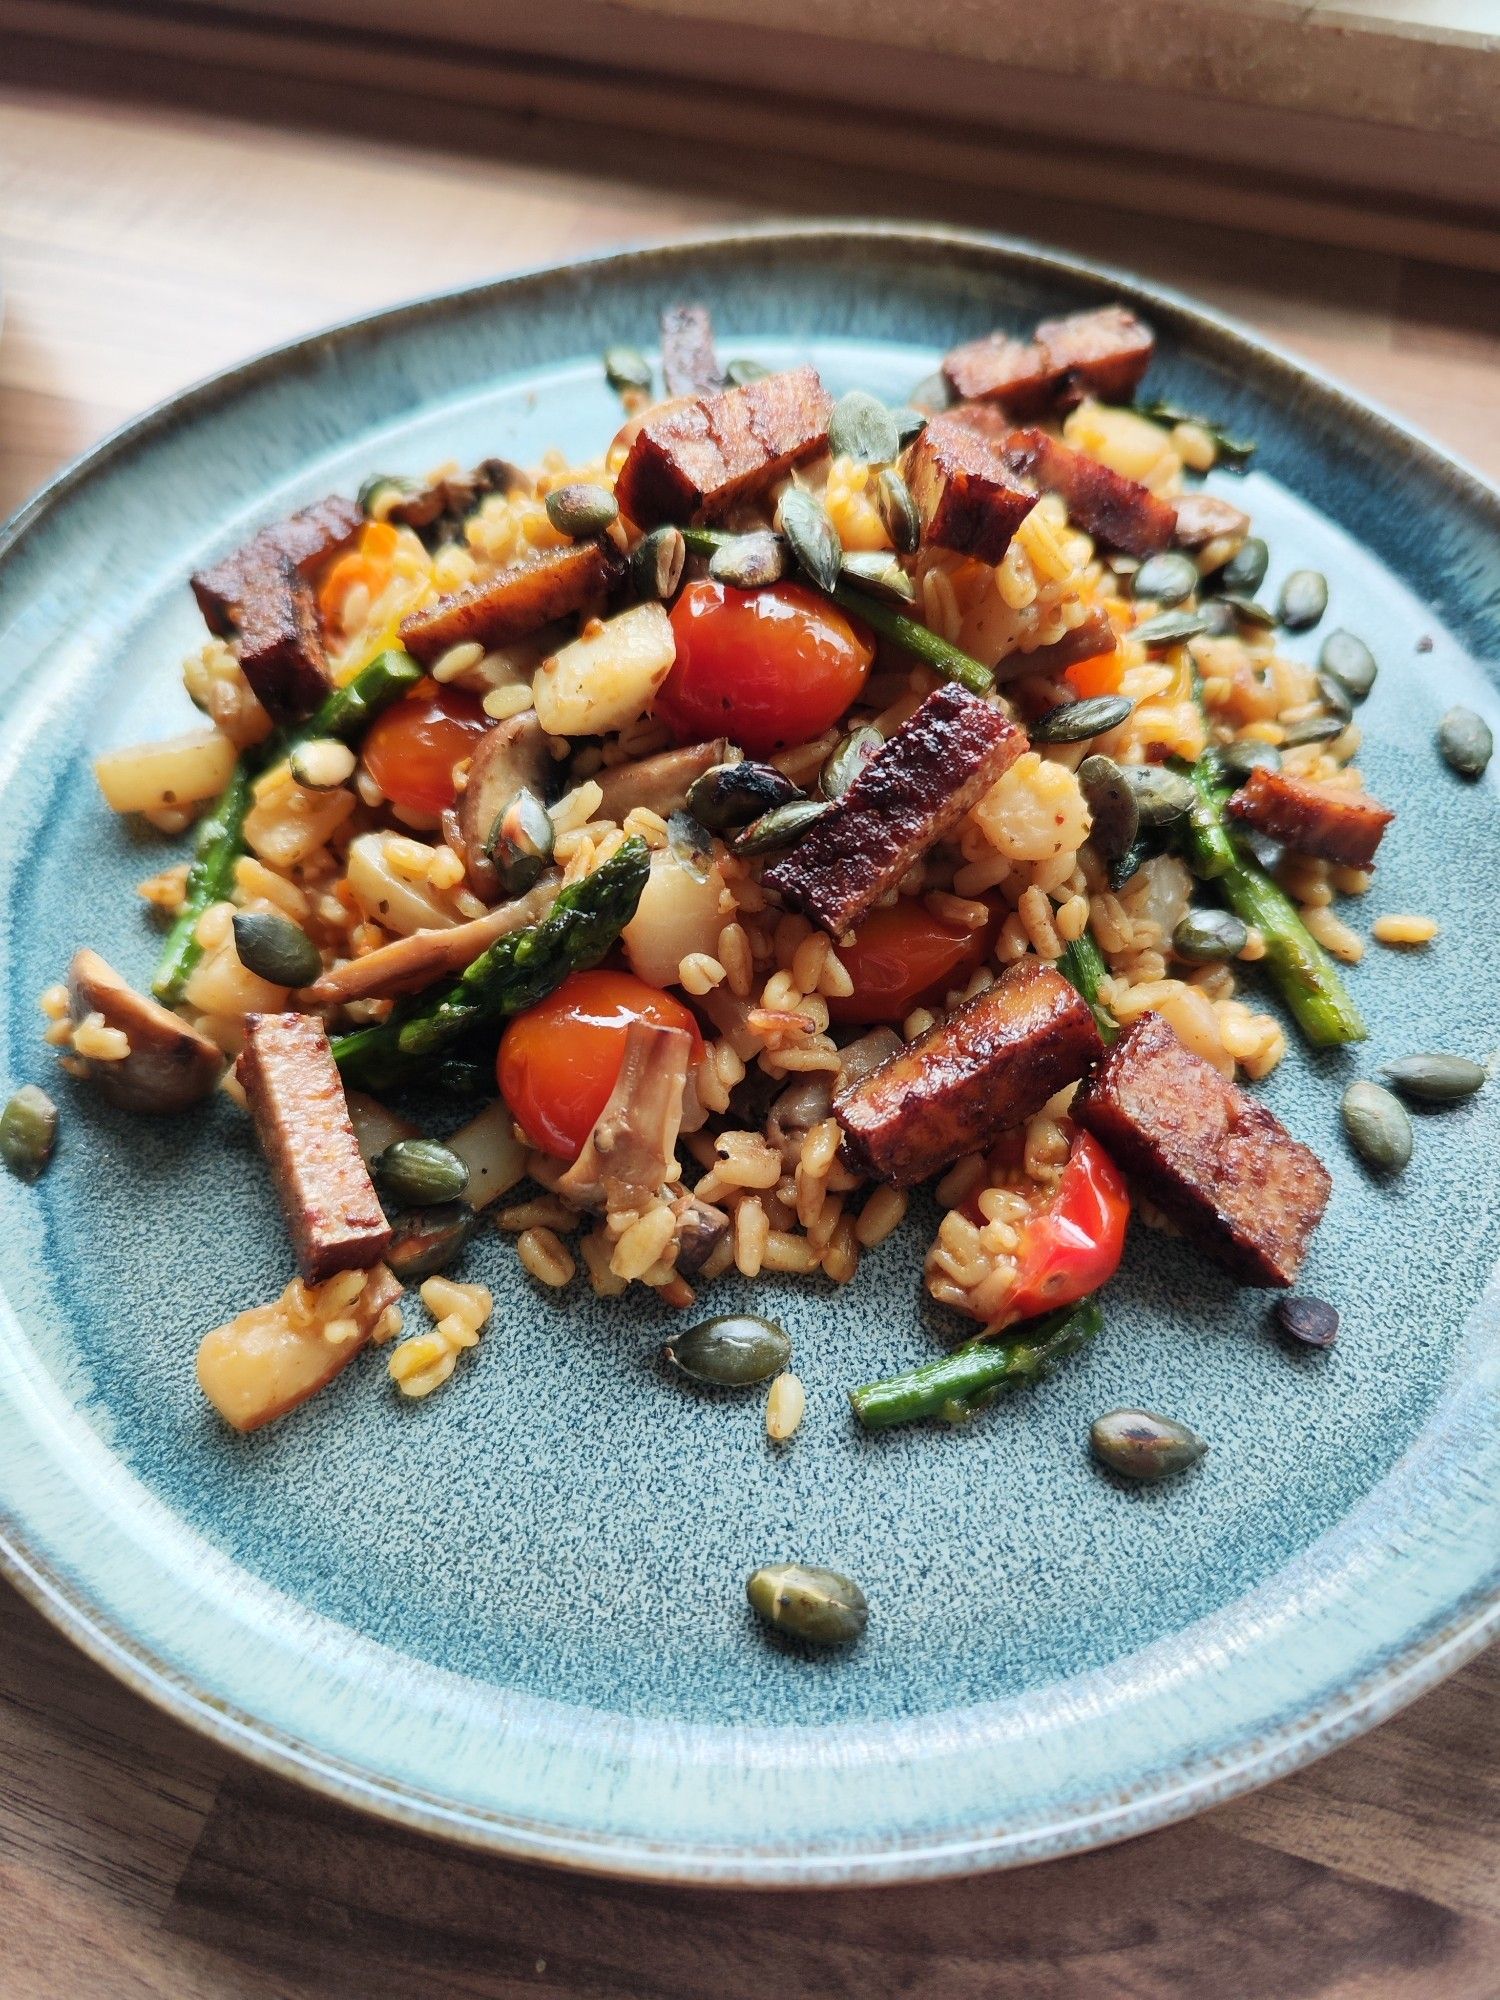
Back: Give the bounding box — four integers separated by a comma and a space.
614, 365, 833, 526
835, 960, 1103, 1188
399, 538, 624, 664
1000, 428, 1176, 558
904, 414, 1038, 562
237, 1012, 392, 1283
660, 303, 724, 398
764, 685, 1026, 938
943, 306, 1155, 415
1074, 1011, 1331, 1286
1228, 766, 1393, 870
191, 494, 364, 635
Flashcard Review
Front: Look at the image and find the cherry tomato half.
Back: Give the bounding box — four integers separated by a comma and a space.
825, 900, 995, 1026
497, 969, 704, 1161
660, 581, 873, 757
361, 679, 490, 815
963, 1129, 1129, 1329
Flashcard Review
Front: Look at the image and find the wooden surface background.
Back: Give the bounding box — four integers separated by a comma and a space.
1, 48, 1497, 1998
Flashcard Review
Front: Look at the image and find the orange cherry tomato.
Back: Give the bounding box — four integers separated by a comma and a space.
825, 900, 995, 1026
963, 1130, 1129, 1329
660, 581, 873, 757
497, 969, 705, 1161
1065, 648, 1124, 698
361, 679, 490, 815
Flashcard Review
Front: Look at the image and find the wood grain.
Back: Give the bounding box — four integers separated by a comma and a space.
0, 65, 1497, 2000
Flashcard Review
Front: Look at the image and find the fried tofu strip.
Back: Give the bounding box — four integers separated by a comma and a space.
943, 306, 1155, 415
614, 365, 834, 527
1000, 428, 1176, 558
1228, 766, 1394, 870
399, 538, 624, 665
237, 1012, 392, 1282
661, 303, 725, 398
835, 960, 1103, 1188
1074, 1011, 1330, 1286
764, 685, 1026, 939
904, 414, 1038, 562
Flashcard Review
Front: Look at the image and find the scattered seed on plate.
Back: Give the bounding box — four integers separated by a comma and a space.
709, 530, 787, 590
1131, 608, 1208, 649
630, 524, 686, 601
385, 1202, 477, 1281
1077, 754, 1140, 864
603, 345, 653, 393
1030, 695, 1133, 744
1278, 569, 1328, 630
687, 759, 800, 831
778, 488, 843, 591
1172, 909, 1248, 963
828, 390, 900, 466
1218, 739, 1281, 781
1123, 763, 1195, 827
889, 406, 929, 448
1274, 1296, 1339, 1349
840, 551, 917, 604
766, 1371, 806, 1441
665, 1314, 791, 1386
0, 1084, 58, 1182
1280, 714, 1346, 748
1219, 593, 1276, 629
545, 482, 619, 539
377, 1138, 470, 1208
1218, 537, 1268, 595
746, 1563, 867, 1646
1380, 1052, 1487, 1102
1371, 914, 1438, 949
1314, 671, 1354, 723
821, 726, 883, 800
724, 357, 769, 386
732, 798, 831, 856
1319, 630, 1377, 701
1341, 1080, 1413, 1175
1132, 552, 1199, 606
232, 910, 322, 988
1436, 705, 1493, 780
1090, 1409, 1207, 1482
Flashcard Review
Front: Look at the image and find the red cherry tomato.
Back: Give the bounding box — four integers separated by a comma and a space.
361, 679, 489, 814
497, 969, 704, 1161
966, 1130, 1129, 1328
660, 581, 873, 757
825, 901, 995, 1026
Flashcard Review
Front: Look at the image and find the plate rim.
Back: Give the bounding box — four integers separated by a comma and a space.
1, 219, 1497, 1887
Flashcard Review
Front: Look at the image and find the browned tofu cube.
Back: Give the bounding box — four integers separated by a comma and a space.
943, 306, 1154, 414
614, 365, 833, 526
1074, 1012, 1331, 1286
904, 414, 1038, 562
191, 494, 363, 636
835, 960, 1104, 1187
1227, 766, 1393, 871
1000, 428, 1176, 558
399, 538, 624, 664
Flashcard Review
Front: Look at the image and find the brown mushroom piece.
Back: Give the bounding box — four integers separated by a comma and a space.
302, 873, 561, 1005
67, 949, 224, 1113
555, 1022, 692, 1213
455, 707, 552, 901
592, 739, 733, 823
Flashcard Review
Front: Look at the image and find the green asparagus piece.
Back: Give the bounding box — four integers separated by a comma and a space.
679, 525, 995, 697
1176, 755, 1238, 880
850, 1298, 1104, 1432
333, 836, 651, 1084
151, 759, 255, 1001
299, 648, 423, 744
1059, 930, 1118, 1044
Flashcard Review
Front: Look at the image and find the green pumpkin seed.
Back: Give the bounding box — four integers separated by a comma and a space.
1218, 537, 1268, 595
777, 488, 843, 592
889, 407, 929, 448
1132, 609, 1208, 650
0, 1085, 58, 1182
1219, 739, 1281, 782
1319, 630, 1377, 702
1031, 695, 1133, 744
1436, 705, 1493, 780
839, 551, 916, 605
630, 524, 686, 601
1315, 671, 1355, 724
667, 808, 714, 883
1199, 599, 1237, 637
1380, 1052, 1488, 1103
1275, 1296, 1339, 1349
1239, 826, 1285, 873
821, 726, 883, 800
232, 910, 322, 988
875, 468, 920, 555
385, 1202, 476, 1280
709, 530, 787, 589
1280, 714, 1346, 748
1109, 840, 1148, 890
733, 798, 832, 856
1342, 1080, 1413, 1174
604, 344, 652, 393
1123, 764, 1195, 827
1278, 568, 1328, 631
1132, 552, 1199, 606
486, 786, 554, 897
358, 474, 414, 519
1172, 909, 1248, 963
828, 390, 900, 465
686, 760, 800, 832
746, 1563, 868, 1646
724, 357, 769, 386
666, 1314, 791, 1386
1220, 593, 1276, 628
545, 482, 619, 540
1078, 754, 1140, 864
1091, 1409, 1207, 1482
377, 1138, 470, 1208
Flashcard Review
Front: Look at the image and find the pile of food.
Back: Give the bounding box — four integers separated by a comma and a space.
6, 296, 1490, 1569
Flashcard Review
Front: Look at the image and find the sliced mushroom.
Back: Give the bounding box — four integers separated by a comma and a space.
67, 949, 224, 1112
456, 708, 551, 901
593, 739, 733, 823
672, 1193, 731, 1277
555, 1022, 691, 1213
303, 873, 560, 1005
768, 1072, 835, 1161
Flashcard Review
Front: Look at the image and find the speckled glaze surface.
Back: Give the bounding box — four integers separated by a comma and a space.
0, 225, 1497, 1885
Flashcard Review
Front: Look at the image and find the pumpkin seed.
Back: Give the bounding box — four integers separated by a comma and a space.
709, 530, 787, 589
746, 1563, 868, 1646
1278, 568, 1328, 631
486, 786, 555, 896
1239, 826, 1285, 873
686, 760, 800, 831
1274, 1296, 1339, 1350
1380, 1052, 1487, 1102
1199, 599, 1237, 637
1172, 909, 1248, 962
604, 344, 652, 393
889, 407, 929, 448
630, 524, 686, 601
724, 357, 769, 386
1078, 754, 1140, 863
1220, 593, 1276, 628
1219, 739, 1281, 782
777, 488, 843, 592
667, 809, 714, 882
1030, 695, 1133, 744
1280, 714, 1346, 748
0, 1084, 58, 1181
909, 370, 953, 412
1091, 1408, 1207, 1482
232, 910, 322, 988
1436, 705, 1493, 780
875, 468, 920, 554
288, 737, 356, 790
1315, 671, 1355, 724
840, 551, 916, 605
385, 1202, 476, 1281
821, 726, 883, 800
357, 474, 415, 519
377, 1138, 470, 1208
1218, 537, 1268, 595
545, 482, 619, 540
1132, 552, 1199, 606
828, 390, 900, 465
1123, 764, 1195, 827
732, 798, 832, 856
1132, 608, 1208, 649
666, 1313, 791, 1386
1341, 1080, 1413, 1174
1319, 630, 1377, 702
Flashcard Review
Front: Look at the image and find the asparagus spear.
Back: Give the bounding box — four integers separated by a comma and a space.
1058, 929, 1118, 1044
850, 1298, 1103, 1432
300, 647, 423, 742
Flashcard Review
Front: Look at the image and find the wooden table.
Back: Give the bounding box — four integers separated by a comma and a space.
2, 62, 1497, 1999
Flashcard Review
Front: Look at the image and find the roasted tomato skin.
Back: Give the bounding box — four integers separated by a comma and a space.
361, 679, 489, 814
962, 1129, 1129, 1328
825, 900, 995, 1026
659, 581, 873, 756
497, 969, 703, 1161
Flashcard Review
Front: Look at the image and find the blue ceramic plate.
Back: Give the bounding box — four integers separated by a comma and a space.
1, 225, 1497, 1885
